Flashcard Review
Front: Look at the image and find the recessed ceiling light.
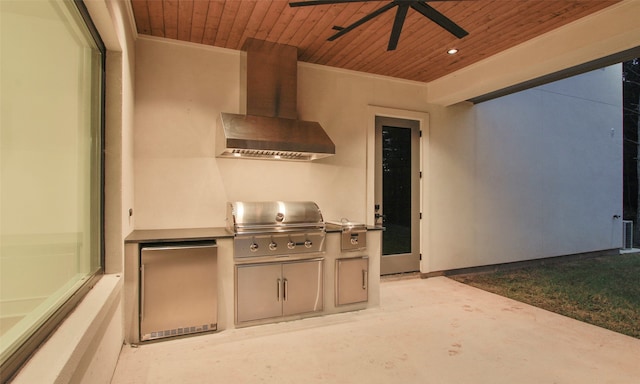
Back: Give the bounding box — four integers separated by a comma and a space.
447, 48, 459, 55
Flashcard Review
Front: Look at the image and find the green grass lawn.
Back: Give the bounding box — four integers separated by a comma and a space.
451, 253, 640, 338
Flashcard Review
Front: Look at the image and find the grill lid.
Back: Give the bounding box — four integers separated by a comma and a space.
227, 201, 325, 234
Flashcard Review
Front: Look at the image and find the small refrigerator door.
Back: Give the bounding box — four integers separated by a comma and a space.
140, 243, 217, 341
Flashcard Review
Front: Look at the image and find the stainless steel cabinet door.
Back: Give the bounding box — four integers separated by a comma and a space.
336, 257, 368, 306
282, 259, 324, 316
236, 263, 283, 323
140, 245, 217, 340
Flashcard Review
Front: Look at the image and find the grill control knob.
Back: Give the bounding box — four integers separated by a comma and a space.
250, 243, 259, 252
287, 241, 296, 250
269, 242, 277, 251
304, 240, 313, 248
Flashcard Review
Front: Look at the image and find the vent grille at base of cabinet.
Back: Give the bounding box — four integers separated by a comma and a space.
622, 220, 633, 249
145, 323, 217, 341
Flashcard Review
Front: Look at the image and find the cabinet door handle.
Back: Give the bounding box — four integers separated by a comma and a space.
283, 278, 288, 301
362, 269, 368, 290
277, 278, 282, 301
140, 264, 145, 320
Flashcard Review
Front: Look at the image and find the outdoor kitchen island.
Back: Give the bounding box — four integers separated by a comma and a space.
123, 220, 381, 345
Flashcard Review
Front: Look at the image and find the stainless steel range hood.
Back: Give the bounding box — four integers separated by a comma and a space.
217, 39, 335, 161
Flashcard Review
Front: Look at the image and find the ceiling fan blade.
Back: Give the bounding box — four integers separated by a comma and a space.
411, 1, 468, 39
289, 0, 369, 7
388, 3, 409, 50
328, 2, 396, 41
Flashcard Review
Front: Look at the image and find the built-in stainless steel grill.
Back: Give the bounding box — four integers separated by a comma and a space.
227, 201, 326, 258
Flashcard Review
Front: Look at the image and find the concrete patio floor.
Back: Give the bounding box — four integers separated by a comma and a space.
111, 276, 640, 383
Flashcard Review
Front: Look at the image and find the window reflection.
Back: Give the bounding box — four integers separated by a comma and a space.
0, 0, 103, 372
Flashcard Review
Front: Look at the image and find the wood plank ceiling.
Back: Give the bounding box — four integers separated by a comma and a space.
130, 0, 620, 83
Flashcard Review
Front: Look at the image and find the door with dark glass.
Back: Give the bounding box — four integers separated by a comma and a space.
375, 116, 420, 275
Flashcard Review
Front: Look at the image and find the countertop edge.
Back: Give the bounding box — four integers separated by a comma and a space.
126, 226, 384, 243
125, 227, 233, 243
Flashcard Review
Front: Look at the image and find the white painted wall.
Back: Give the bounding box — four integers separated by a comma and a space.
428, 66, 623, 272
134, 37, 622, 274
92, 0, 138, 274
134, 37, 433, 228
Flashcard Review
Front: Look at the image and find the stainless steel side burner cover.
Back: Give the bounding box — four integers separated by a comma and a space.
325, 218, 367, 231
326, 218, 367, 252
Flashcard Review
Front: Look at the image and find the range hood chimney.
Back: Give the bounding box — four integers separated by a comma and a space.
217, 38, 335, 161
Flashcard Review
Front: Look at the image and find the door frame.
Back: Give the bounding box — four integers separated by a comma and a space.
375, 116, 420, 274
366, 106, 429, 273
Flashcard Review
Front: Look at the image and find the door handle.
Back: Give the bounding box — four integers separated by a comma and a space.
140, 264, 145, 320
277, 278, 282, 301
283, 278, 288, 301
362, 269, 368, 290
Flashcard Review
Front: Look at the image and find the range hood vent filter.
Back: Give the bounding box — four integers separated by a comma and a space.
228, 150, 306, 160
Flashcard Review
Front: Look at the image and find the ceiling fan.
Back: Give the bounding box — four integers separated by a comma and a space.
289, 0, 469, 51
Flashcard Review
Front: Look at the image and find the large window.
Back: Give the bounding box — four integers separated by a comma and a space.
0, 0, 104, 379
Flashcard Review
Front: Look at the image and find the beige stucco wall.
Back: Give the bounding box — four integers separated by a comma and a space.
133, 37, 622, 274
428, 66, 623, 271
133, 37, 434, 227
